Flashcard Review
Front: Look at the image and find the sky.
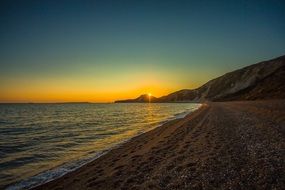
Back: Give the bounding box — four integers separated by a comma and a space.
0, 0, 285, 102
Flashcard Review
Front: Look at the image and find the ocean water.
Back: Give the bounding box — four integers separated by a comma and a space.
0, 103, 201, 189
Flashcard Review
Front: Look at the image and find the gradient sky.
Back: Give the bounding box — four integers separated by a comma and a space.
1, 0, 285, 102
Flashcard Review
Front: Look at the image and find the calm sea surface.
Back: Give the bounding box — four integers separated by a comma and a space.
0, 103, 200, 189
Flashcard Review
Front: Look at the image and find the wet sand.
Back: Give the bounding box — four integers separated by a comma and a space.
33, 100, 285, 190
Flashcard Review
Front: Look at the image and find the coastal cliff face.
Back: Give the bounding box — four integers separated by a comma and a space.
197, 55, 285, 101
115, 55, 285, 103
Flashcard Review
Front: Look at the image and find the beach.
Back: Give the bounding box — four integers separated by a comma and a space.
33, 100, 285, 190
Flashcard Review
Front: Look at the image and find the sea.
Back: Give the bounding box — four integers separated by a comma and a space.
0, 103, 201, 189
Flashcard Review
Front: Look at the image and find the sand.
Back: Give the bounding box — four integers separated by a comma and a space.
33, 100, 285, 190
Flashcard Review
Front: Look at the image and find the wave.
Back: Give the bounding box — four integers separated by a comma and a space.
5, 104, 201, 190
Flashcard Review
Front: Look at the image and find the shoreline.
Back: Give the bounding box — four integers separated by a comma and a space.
6, 104, 203, 190
32, 100, 284, 189
29, 104, 206, 190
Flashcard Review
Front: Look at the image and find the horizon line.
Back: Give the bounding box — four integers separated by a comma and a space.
0, 101, 114, 104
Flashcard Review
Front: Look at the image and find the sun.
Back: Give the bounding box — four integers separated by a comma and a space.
148, 93, 152, 97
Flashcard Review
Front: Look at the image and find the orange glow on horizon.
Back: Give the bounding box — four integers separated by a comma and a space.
0, 69, 202, 103
0, 85, 180, 103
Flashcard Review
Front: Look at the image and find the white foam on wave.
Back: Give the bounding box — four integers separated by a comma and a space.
6, 104, 201, 190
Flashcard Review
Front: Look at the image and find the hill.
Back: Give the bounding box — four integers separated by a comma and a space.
115, 55, 285, 103
115, 94, 158, 103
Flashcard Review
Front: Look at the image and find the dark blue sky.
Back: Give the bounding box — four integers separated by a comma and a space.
1, 0, 285, 102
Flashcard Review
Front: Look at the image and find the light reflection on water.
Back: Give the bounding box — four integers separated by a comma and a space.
0, 103, 200, 189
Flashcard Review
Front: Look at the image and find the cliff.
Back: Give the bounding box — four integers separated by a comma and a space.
115, 55, 285, 103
